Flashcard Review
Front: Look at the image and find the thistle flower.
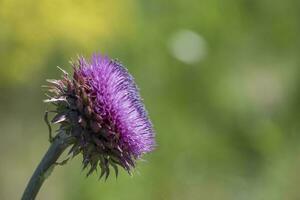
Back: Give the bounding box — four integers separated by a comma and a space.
45, 54, 155, 179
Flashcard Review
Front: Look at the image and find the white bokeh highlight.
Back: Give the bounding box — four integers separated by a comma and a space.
168, 29, 207, 64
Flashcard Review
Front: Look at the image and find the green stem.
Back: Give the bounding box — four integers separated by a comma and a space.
21, 131, 75, 200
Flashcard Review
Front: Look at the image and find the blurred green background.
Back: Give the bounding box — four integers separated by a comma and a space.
1, 0, 300, 199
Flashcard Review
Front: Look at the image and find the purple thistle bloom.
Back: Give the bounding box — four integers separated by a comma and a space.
45, 54, 155, 179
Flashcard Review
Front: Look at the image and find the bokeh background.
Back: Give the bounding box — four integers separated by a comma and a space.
1, 0, 300, 199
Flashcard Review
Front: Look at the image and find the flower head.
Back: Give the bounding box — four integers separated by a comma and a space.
45, 54, 155, 179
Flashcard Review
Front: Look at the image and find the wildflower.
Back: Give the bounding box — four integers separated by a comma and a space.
45, 54, 155, 179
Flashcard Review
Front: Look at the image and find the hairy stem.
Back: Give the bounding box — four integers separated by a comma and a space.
21, 131, 75, 200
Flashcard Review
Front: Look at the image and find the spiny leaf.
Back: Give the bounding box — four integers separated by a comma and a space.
87, 161, 98, 177
98, 156, 106, 180
55, 157, 70, 166
105, 165, 110, 180
109, 159, 119, 178
82, 159, 89, 171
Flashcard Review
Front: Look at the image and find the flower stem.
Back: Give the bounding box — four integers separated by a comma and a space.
21, 131, 75, 200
